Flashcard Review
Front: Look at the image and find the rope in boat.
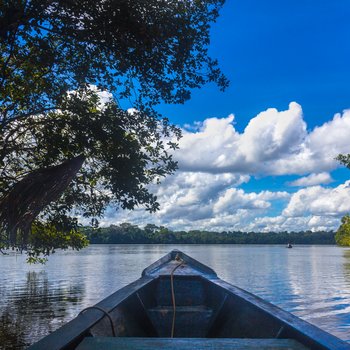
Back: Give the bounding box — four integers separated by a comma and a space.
79, 306, 116, 337
170, 254, 185, 338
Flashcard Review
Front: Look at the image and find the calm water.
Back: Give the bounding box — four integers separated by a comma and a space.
1, 245, 350, 349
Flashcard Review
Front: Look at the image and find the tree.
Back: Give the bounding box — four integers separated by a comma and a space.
336, 154, 350, 246
335, 215, 350, 246
0, 0, 228, 259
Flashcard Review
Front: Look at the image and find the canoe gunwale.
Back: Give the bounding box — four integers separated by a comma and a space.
27, 276, 155, 350
142, 249, 217, 278
207, 277, 350, 350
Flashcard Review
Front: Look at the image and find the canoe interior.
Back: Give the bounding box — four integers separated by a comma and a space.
90, 275, 286, 339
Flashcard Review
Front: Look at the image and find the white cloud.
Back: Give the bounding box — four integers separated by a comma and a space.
244, 215, 340, 233
96, 171, 292, 232
288, 172, 333, 187
153, 172, 249, 216
239, 102, 306, 163
174, 102, 350, 176
306, 215, 340, 232
283, 181, 350, 217
213, 188, 289, 214
84, 102, 350, 233
177, 114, 241, 172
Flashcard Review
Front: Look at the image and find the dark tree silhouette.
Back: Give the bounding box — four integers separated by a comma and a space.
0, 1, 227, 257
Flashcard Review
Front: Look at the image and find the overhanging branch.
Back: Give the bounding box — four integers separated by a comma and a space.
0, 154, 85, 247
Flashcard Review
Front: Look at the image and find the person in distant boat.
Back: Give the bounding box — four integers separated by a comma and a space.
287, 242, 292, 248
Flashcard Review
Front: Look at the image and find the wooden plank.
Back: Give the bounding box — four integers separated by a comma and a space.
76, 337, 310, 350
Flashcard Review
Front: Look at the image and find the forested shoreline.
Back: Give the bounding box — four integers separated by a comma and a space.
83, 223, 335, 245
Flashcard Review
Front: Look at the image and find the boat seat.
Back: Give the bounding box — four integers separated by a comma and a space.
76, 337, 309, 350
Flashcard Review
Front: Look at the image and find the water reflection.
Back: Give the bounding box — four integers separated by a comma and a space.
0, 271, 84, 350
343, 249, 350, 281
1, 245, 350, 347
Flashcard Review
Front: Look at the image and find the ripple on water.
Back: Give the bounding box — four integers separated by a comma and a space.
1, 244, 350, 349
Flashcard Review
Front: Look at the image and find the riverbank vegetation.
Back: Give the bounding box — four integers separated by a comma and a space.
83, 223, 335, 245
335, 215, 350, 246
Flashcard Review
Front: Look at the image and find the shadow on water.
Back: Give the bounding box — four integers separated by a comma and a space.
0, 271, 85, 350
342, 249, 350, 281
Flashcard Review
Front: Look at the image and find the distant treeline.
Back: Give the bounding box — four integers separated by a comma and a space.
83, 223, 336, 245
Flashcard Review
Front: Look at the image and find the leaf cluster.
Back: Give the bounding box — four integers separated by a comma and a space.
335, 215, 350, 246
1, 0, 228, 125
0, 0, 227, 257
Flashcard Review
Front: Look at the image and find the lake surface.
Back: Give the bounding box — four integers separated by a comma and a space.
1, 244, 350, 349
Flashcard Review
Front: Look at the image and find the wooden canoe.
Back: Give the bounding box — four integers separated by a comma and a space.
28, 250, 350, 350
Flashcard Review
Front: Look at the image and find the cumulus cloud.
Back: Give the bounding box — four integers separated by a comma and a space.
244, 215, 340, 233
174, 102, 350, 176
213, 188, 289, 214
283, 181, 350, 217
95, 171, 292, 232
97, 172, 249, 226
239, 102, 306, 163
177, 114, 241, 172
288, 172, 333, 187
153, 172, 249, 215
87, 102, 350, 233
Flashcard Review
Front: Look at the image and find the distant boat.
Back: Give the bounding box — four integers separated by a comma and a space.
28, 250, 349, 350
287, 243, 293, 248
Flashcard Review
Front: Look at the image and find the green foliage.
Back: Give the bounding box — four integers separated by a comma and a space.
335, 156, 350, 246
335, 155, 350, 245
336, 154, 350, 169
0, 0, 227, 258
0, 220, 89, 264
335, 215, 350, 246
0, 0, 228, 117
25, 221, 89, 264
84, 224, 336, 245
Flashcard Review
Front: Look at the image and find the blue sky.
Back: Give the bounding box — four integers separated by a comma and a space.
102, 1, 350, 232
159, 0, 350, 129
